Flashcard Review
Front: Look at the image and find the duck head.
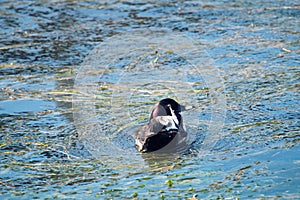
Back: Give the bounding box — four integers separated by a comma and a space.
150, 98, 182, 124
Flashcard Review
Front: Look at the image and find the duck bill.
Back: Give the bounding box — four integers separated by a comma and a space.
180, 104, 194, 112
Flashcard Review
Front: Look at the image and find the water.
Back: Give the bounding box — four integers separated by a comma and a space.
0, 0, 299, 199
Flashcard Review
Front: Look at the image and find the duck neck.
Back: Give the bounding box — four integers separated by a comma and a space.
168, 105, 179, 126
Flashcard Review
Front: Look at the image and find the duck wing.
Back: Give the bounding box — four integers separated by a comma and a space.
133, 116, 177, 139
